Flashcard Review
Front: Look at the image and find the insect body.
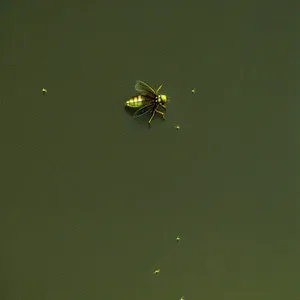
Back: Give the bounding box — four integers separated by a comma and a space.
126, 80, 168, 126
153, 268, 160, 275
126, 94, 147, 108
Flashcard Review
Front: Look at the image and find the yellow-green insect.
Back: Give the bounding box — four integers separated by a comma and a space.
153, 268, 160, 275
126, 80, 168, 125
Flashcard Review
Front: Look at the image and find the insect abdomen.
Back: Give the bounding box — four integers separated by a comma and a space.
126, 95, 145, 108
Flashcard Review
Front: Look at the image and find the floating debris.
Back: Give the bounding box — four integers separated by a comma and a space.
176, 235, 181, 242
191, 88, 196, 94
153, 268, 160, 275
42, 88, 47, 95
174, 125, 180, 130
180, 297, 185, 300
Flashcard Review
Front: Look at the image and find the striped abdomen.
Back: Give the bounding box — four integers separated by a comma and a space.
126, 95, 147, 108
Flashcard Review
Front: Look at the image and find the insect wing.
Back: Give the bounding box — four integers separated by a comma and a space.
133, 103, 155, 118
135, 80, 157, 97
140, 95, 156, 104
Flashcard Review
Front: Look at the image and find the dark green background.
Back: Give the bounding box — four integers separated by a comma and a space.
1, 0, 299, 299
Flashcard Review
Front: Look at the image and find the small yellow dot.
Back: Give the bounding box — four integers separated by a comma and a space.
191, 88, 196, 94
42, 88, 47, 95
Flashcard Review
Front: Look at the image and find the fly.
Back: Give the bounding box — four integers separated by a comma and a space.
125, 80, 168, 126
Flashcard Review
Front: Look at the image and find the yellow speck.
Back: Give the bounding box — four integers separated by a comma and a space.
153, 268, 160, 275
180, 297, 185, 300
176, 236, 181, 242
191, 88, 196, 94
174, 125, 180, 130
42, 88, 47, 95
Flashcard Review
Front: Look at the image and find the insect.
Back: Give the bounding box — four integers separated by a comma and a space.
125, 80, 168, 126
153, 268, 160, 275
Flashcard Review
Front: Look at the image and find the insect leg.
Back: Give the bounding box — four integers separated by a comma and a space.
148, 109, 156, 124
156, 85, 163, 93
155, 109, 166, 120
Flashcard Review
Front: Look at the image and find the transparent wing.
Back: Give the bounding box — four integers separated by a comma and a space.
138, 95, 156, 104
133, 103, 155, 118
135, 80, 157, 97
